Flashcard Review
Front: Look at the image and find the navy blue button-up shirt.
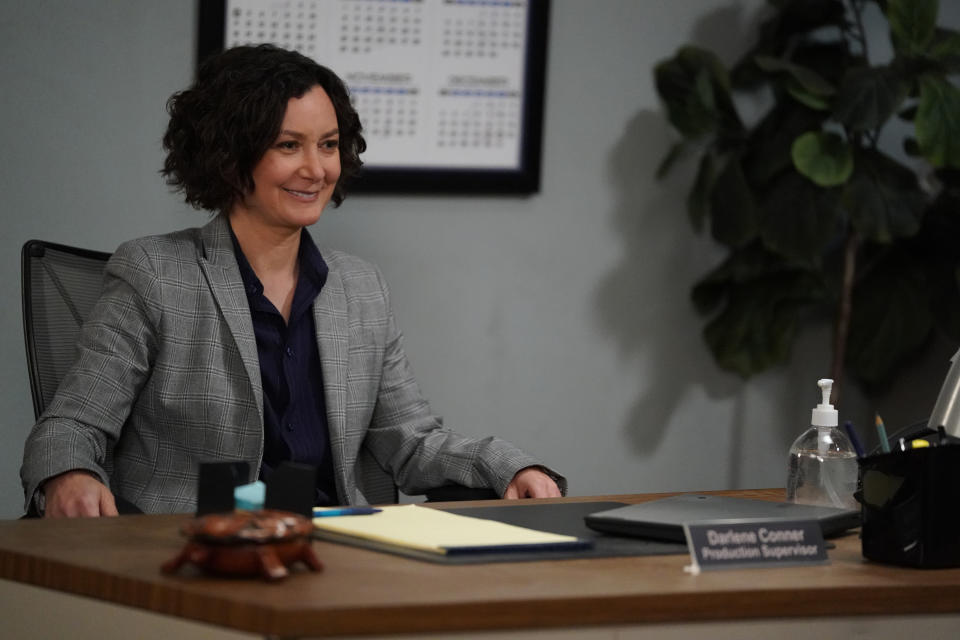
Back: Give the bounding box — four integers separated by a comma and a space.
231, 227, 339, 506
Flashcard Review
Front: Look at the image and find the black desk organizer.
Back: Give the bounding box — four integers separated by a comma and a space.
859, 445, 960, 568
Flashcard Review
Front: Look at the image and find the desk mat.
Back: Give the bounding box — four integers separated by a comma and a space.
313, 501, 688, 564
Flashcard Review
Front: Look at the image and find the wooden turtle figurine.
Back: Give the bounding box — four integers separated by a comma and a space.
162, 509, 323, 581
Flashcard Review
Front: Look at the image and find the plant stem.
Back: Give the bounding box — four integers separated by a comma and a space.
849, 0, 870, 61
830, 230, 860, 404
832, 3, 869, 404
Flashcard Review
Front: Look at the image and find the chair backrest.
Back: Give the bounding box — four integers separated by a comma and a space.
21, 240, 111, 419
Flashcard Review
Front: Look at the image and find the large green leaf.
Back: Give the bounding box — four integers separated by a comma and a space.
654, 47, 742, 139
846, 256, 934, 385
743, 103, 826, 188
928, 28, 960, 71
787, 80, 831, 111
841, 150, 925, 243
792, 131, 854, 187
709, 158, 759, 248
691, 242, 813, 314
916, 75, 960, 168
760, 171, 843, 262
831, 65, 910, 132
701, 272, 824, 377
791, 42, 858, 89
754, 55, 836, 96
887, 0, 939, 57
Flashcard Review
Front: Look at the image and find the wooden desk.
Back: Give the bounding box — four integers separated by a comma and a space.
2, 489, 959, 639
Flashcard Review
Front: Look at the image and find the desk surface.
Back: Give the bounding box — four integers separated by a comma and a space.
2, 489, 959, 637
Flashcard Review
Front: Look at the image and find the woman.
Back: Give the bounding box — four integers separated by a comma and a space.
21, 44, 563, 517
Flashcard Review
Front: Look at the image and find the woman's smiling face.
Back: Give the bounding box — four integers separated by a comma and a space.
232, 85, 341, 231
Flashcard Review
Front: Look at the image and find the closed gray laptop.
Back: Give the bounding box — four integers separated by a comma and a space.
584, 494, 860, 542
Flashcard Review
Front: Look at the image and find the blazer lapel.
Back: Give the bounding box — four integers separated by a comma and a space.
313, 268, 351, 499
198, 215, 264, 419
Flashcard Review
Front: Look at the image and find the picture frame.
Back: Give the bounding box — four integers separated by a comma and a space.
197, 0, 550, 194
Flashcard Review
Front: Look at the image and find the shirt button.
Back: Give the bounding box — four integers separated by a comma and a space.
285, 346, 294, 357
286, 422, 295, 431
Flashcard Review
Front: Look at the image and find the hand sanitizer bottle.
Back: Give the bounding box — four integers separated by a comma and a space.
785, 379, 858, 509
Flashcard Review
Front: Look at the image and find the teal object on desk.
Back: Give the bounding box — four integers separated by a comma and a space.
875, 414, 891, 453
234, 481, 265, 510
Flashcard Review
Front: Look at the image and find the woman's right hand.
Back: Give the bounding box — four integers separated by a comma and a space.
42, 470, 119, 518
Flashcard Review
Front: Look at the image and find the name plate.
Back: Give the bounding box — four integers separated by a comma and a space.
682, 519, 828, 574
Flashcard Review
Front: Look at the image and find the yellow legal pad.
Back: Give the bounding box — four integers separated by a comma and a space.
312, 504, 586, 556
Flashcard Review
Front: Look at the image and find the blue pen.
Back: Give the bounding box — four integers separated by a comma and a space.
313, 507, 382, 517
843, 420, 865, 458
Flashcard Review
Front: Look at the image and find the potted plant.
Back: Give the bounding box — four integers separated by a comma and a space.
654, 0, 960, 401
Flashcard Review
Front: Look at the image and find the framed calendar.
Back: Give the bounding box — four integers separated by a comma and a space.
198, 0, 549, 194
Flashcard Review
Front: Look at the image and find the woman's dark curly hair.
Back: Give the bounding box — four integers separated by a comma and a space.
162, 44, 365, 212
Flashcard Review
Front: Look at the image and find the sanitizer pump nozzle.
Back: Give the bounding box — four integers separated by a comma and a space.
813, 379, 838, 454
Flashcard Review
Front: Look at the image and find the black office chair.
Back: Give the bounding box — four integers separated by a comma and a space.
21, 240, 111, 419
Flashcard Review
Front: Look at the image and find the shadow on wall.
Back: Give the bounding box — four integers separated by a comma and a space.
592, 4, 770, 473
594, 109, 739, 459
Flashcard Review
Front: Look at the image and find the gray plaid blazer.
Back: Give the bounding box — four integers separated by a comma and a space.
21, 215, 561, 513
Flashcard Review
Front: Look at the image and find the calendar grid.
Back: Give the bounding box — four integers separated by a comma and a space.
200, 0, 549, 192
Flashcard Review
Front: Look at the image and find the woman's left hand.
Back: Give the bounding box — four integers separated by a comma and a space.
503, 467, 562, 499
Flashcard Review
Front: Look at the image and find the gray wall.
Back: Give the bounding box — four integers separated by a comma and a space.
1, 1, 956, 517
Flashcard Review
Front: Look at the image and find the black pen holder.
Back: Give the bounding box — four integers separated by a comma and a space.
858, 445, 960, 568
